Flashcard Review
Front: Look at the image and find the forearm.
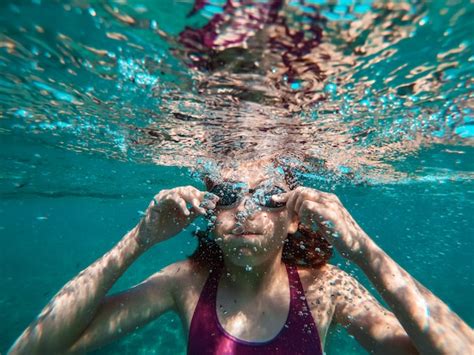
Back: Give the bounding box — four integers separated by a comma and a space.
354, 233, 474, 354
9, 226, 146, 355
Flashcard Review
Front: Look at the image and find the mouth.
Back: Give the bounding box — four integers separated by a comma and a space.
222, 233, 266, 249
224, 233, 262, 239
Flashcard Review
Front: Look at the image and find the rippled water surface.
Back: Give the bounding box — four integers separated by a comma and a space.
1, 0, 473, 185
1, 0, 473, 354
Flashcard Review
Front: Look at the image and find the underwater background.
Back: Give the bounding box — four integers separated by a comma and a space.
1, 0, 473, 354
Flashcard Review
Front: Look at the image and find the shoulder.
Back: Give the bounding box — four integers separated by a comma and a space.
297, 263, 349, 285
148, 259, 210, 301
147, 259, 209, 287
297, 263, 380, 318
297, 263, 365, 298
153, 259, 213, 321
301, 264, 381, 314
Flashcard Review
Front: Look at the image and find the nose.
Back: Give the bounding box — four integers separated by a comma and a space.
235, 195, 258, 221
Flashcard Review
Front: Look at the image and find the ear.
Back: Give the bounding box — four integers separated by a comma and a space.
287, 213, 299, 234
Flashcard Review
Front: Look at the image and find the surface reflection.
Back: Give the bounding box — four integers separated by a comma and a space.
0, 0, 472, 187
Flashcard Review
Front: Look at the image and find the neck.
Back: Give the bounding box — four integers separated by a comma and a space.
221, 250, 286, 294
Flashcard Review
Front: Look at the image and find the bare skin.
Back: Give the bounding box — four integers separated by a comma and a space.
8, 164, 474, 355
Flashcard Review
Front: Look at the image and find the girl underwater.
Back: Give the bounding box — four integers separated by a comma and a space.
9, 160, 474, 354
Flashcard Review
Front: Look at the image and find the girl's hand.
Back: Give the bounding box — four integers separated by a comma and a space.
272, 187, 367, 260
136, 186, 219, 248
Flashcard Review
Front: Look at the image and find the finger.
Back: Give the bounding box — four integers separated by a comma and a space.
150, 191, 170, 210
180, 188, 213, 215
299, 202, 338, 233
196, 190, 220, 205
298, 199, 315, 217
155, 190, 167, 201
271, 191, 290, 202
204, 191, 220, 203
197, 191, 220, 211
297, 200, 323, 229
148, 197, 158, 210
185, 186, 217, 204
286, 190, 300, 215
190, 197, 206, 215
200, 199, 217, 210
178, 187, 201, 206
294, 193, 308, 213
174, 196, 190, 216
319, 191, 336, 205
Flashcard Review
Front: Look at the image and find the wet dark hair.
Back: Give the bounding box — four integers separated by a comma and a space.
189, 160, 333, 269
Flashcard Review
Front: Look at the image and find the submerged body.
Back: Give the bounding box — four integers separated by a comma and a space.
8, 160, 474, 354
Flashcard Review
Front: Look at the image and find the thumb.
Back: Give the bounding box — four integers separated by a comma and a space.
271, 191, 291, 202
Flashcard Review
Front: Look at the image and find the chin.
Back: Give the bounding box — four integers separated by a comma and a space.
220, 238, 280, 267
212, 229, 286, 265
224, 252, 270, 268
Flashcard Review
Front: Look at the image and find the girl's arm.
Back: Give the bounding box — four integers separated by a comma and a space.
273, 188, 474, 354
351, 232, 473, 354
9, 186, 217, 354
8, 227, 153, 354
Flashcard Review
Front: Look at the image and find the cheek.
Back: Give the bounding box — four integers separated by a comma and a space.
272, 211, 292, 237
263, 211, 289, 235
212, 210, 234, 234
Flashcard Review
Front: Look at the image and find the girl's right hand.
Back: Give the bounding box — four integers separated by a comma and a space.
136, 186, 219, 248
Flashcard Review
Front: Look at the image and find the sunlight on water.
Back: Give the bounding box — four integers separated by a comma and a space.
0, 0, 472, 190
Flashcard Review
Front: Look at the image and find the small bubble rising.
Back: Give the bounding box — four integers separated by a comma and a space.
418, 16, 429, 26
245, 265, 253, 272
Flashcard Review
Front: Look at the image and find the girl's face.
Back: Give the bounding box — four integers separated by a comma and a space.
209, 166, 299, 267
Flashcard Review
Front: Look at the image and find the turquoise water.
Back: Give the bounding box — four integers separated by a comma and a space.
1, 0, 473, 354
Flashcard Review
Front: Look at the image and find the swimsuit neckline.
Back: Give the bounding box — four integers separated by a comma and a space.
213, 263, 292, 345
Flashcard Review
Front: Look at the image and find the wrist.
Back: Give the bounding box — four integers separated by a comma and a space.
101, 226, 148, 274
126, 224, 152, 254
348, 231, 379, 266
339, 229, 371, 264
133, 218, 168, 251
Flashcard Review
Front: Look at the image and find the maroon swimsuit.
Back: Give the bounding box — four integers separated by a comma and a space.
187, 263, 323, 355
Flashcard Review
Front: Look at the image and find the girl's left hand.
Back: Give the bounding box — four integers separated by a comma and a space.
272, 187, 367, 260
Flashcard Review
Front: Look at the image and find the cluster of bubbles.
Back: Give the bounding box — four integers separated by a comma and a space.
0, 0, 472, 189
